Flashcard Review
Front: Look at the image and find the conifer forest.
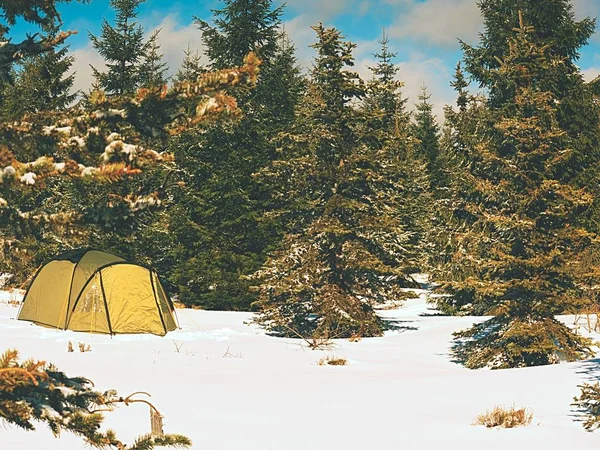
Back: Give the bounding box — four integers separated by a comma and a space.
2, 0, 600, 449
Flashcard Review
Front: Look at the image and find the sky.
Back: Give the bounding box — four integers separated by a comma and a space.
6, 0, 600, 119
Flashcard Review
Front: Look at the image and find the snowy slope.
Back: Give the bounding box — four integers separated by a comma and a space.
1, 288, 599, 450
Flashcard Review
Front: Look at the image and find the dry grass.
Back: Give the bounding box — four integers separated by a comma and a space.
318, 356, 348, 366
78, 342, 91, 353
474, 405, 533, 428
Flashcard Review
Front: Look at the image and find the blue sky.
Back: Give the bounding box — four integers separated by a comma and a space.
5, 0, 600, 118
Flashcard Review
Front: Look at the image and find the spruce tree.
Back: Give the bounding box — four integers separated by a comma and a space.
0, 349, 191, 449
252, 25, 420, 339
412, 85, 441, 179
0, 46, 76, 120
174, 45, 204, 84
463, 0, 596, 106
138, 29, 168, 89
441, 14, 595, 369
89, 0, 149, 95
165, 1, 304, 310
450, 62, 469, 113
196, 0, 282, 70
363, 30, 409, 134
463, 0, 600, 183
0, 0, 76, 78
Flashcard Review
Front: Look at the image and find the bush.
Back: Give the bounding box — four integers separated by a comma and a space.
474, 405, 533, 428
573, 383, 600, 430
317, 356, 347, 366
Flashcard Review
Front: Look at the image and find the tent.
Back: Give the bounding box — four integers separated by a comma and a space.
17, 249, 178, 336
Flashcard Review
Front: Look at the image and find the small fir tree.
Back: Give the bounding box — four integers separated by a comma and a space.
0, 46, 76, 121
174, 44, 204, 84
450, 62, 469, 113
363, 30, 409, 134
89, 0, 149, 95
138, 29, 168, 89
412, 85, 441, 179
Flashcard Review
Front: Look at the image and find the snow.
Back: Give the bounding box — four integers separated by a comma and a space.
19, 172, 36, 185
1, 287, 599, 450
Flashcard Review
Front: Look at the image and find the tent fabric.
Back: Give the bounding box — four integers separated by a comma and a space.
18, 249, 178, 336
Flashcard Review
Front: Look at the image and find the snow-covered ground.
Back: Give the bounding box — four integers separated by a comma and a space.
2, 286, 600, 450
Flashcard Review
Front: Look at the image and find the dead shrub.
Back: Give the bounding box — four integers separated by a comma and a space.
318, 356, 347, 366
474, 405, 533, 428
78, 342, 91, 353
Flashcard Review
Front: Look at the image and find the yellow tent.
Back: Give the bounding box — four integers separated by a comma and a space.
18, 249, 178, 336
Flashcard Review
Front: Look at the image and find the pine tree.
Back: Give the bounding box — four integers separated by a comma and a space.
196, 0, 282, 70
0, 0, 76, 78
252, 25, 421, 340
138, 29, 168, 89
363, 30, 409, 134
412, 85, 441, 178
450, 62, 469, 113
174, 45, 204, 84
439, 14, 596, 369
165, 1, 304, 310
89, 0, 149, 95
0, 349, 191, 449
0, 52, 261, 284
0, 46, 76, 120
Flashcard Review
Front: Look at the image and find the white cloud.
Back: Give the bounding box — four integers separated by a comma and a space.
148, 15, 206, 79
283, 14, 320, 71
388, 0, 482, 47
572, 0, 600, 42
69, 14, 205, 94
572, 0, 600, 20
582, 66, 600, 82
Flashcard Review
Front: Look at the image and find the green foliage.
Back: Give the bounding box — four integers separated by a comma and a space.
138, 29, 169, 90
166, 122, 276, 310
89, 0, 159, 95
412, 85, 441, 179
196, 0, 282, 70
463, 0, 596, 106
0, 50, 261, 284
437, 13, 596, 368
174, 45, 205, 84
0, 46, 76, 121
363, 30, 409, 134
454, 316, 592, 369
0, 0, 79, 78
573, 382, 600, 431
463, 0, 600, 188
0, 349, 191, 449
165, 0, 303, 310
252, 24, 424, 339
